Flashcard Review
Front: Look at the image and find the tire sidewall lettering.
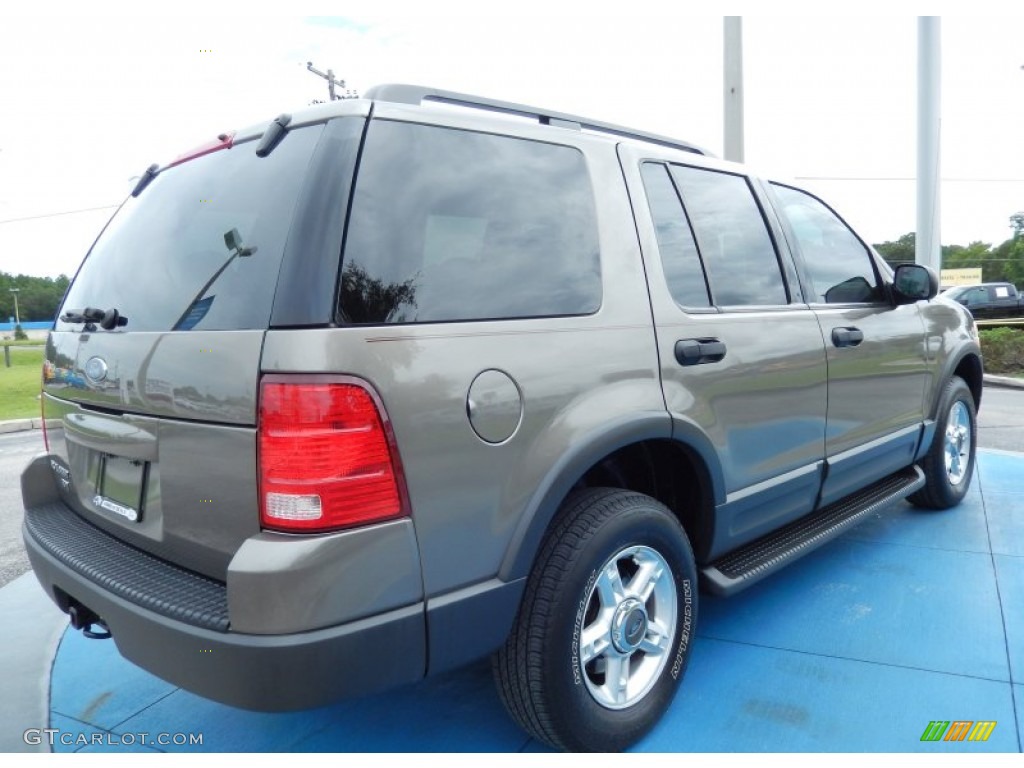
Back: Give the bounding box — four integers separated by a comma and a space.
571, 568, 599, 686
670, 577, 693, 680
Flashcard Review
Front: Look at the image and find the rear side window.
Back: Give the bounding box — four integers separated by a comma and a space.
771, 184, 882, 304
340, 121, 601, 324
57, 125, 325, 332
640, 163, 711, 308
669, 165, 788, 307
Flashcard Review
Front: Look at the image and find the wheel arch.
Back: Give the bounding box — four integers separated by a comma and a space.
498, 415, 724, 583
950, 349, 983, 413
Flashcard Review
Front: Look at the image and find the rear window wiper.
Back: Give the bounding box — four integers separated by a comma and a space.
60, 307, 128, 330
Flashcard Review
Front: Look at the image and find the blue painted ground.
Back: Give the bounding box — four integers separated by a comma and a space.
48, 451, 1024, 752
0, 320, 51, 332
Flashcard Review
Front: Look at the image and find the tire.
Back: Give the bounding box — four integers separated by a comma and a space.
908, 376, 977, 509
493, 488, 697, 752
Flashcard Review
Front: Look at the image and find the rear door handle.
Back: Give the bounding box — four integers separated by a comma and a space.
675, 338, 727, 366
831, 327, 864, 348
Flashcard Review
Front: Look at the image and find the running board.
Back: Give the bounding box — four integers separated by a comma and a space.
701, 465, 925, 597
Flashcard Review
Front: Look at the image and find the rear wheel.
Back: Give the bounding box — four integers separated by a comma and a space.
909, 376, 977, 509
493, 488, 697, 752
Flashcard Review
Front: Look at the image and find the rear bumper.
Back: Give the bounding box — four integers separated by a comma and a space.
21, 445, 427, 712
24, 517, 426, 711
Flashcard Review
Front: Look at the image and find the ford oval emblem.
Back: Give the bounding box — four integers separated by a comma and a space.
84, 356, 108, 383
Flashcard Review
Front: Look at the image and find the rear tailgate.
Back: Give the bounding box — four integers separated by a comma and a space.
38, 119, 332, 580
43, 331, 263, 579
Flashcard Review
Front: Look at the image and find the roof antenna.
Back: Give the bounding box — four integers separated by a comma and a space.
305, 62, 359, 104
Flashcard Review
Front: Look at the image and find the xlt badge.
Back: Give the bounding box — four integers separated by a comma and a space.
93, 494, 139, 522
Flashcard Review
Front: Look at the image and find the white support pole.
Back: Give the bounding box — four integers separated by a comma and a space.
723, 16, 744, 163
917, 17, 941, 271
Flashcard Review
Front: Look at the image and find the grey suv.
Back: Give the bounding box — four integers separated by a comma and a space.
22, 84, 982, 752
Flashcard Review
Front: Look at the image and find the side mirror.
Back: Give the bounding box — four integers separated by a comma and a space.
892, 264, 938, 304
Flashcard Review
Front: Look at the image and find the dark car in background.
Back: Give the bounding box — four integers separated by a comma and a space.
942, 282, 1024, 320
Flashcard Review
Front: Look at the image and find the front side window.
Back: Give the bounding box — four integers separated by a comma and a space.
669, 165, 788, 307
340, 121, 601, 324
771, 184, 882, 304
960, 287, 988, 306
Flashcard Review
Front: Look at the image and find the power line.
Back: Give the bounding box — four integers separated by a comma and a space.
0, 204, 119, 226
795, 176, 1024, 183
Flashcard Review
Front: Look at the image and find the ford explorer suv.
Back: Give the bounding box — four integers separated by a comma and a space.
22, 84, 982, 752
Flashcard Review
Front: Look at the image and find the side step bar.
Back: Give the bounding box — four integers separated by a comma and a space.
701, 465, 925, 597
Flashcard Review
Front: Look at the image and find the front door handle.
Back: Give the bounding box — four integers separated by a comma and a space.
675, 338, 727, 366
831, 327, 864, 348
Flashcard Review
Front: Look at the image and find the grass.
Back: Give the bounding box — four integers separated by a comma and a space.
0, 338, 44, 346
0, 345, 44, 420
979, 327, 1024, 375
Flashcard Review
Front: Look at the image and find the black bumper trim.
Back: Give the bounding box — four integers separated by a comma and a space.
24, 520, 427, 711
24, 502, 229, 632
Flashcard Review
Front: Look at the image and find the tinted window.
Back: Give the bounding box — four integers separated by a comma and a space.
960, 287, 988, 306
670, 165, 787, 306
772, 184, 882, 304
58, 126, 324, 332
340, 121, 601, 324
640, 163, 710, 308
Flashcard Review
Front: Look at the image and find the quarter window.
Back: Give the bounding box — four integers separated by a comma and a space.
340, 121, 601, 324
771, 184, 882, 304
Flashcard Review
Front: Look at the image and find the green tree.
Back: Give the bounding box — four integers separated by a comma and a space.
943, 240, 997, 281
1010, 211, 1024, 240
874, 232, 916, 268
0, 272, 71, 322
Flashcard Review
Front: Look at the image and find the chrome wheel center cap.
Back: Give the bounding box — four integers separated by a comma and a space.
611, 598, 648, 653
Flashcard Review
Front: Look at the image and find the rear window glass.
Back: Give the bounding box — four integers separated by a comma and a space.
339, 120, 601, 324
57, 125, 324, 332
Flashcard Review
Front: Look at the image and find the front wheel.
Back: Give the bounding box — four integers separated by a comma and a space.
493, 488, 697, 752
909, 376, 977, 509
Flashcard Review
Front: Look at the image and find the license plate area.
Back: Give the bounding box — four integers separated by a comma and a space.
94, 455, 147, 523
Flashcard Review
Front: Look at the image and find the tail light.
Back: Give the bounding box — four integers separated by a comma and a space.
40, 364, 49, 454
258, 375, 408, 532
40, 382, 49, 453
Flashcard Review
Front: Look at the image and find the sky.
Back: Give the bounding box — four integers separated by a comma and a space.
1, 9, 1022, 278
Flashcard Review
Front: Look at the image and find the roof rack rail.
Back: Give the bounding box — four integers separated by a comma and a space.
363, 83, 710, 157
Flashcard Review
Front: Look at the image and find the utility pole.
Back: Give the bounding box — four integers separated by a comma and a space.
723, 16, 745, 163
305, 62, 358, 102
9, 288, 20, 326
916, 18, 941, 272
